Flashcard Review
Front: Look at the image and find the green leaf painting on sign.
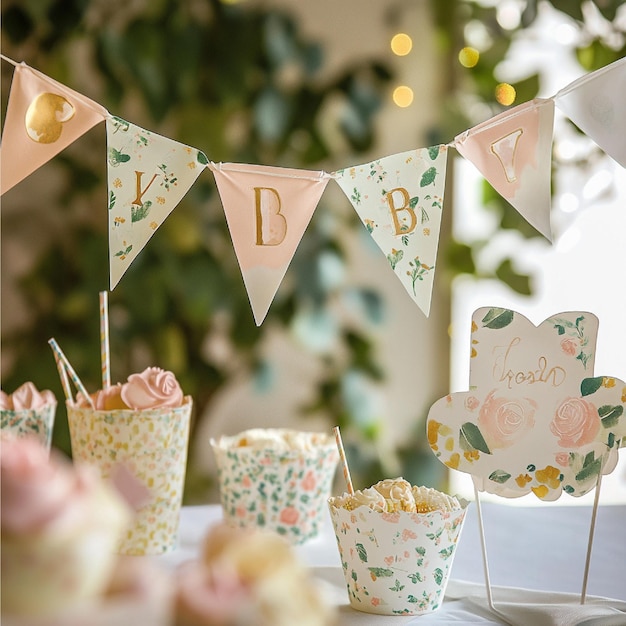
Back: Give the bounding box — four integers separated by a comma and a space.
581, 377, 603, 397
488, 469, 511, 484
481, 308, 514, 329
459, 422, 491, 454
420, 166, 437, 187
387, 248, 404, 270
599, 404, 623, 428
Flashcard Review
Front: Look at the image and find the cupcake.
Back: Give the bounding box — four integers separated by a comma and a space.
67, 367, 192, 555
210, 428, 339, 544
0, 434, 132, 618
328, 477, 468, 616
1, 382, 57, 449
175, 522, 335, 626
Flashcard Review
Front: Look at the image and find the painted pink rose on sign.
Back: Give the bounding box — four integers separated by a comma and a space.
550, 397, 599, 448
464, 396, 480, 411
560, 337, 578, 357
477, 390, 537, 450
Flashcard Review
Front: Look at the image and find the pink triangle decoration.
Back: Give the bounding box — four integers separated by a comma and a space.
454, 99, 555, 241
211, 162, 329, 325
1, 63, 108, 195
334, 146, 449, 316
107, 116, 208, 289
555, 57, 626, 168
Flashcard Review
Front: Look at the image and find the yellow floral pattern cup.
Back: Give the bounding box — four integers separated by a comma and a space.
67, 398, 192, 555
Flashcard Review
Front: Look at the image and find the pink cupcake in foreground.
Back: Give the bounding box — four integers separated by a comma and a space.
1, 382, 57, 449
0, 435, 131, 619
175, 522, 335, 626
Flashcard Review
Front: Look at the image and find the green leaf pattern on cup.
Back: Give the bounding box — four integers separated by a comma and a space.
1, 403, 56, 449
329, 502, 467, 615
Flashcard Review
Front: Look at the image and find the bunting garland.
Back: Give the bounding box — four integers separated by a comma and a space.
1, 54, 624, 322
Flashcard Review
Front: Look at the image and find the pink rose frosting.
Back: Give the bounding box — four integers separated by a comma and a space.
0, 435, 98, 535
1, 382, 56, 411
92, 383, 128, 410
121, 367, 184, 410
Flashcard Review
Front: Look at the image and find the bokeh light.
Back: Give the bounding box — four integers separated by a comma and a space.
390, 33, 413, 56
495, 82, 516, 105
393, 85, 414, 108
458, 47, 479, 68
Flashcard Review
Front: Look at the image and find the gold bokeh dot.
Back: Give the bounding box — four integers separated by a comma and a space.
495, 82, 516, 106
458, 47, 479, 68
391, 33, 413, 56
393, 85, 414, 108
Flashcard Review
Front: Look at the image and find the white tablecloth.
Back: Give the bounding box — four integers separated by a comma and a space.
159, 502, 626, 625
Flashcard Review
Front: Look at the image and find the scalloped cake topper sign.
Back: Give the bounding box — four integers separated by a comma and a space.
427, 307, 626, 501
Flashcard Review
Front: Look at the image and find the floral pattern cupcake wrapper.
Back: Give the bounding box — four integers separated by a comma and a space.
328, 501, 468, 616
67, 399, 192, 555
211, 441, 339, 545
1, 402, 57, 450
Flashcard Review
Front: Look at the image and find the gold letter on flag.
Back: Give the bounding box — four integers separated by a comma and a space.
334, 147, 449, 317
1, 63, 108, 195
454, 98, 555, 241
106, 116, 208, 289
212, 163, 329, 325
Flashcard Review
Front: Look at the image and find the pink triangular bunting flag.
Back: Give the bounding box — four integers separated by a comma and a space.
555, 57, 626, 168
454, 98, 555, 241
1, 63, 108, 194
107, 117, 208, 289
211, 163, 329, 325
334, 146, 449, 316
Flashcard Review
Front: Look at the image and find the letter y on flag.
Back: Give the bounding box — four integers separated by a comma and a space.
334, 147, 449, 316
107, 116, 208, 289
211, 163, 329, 325
454, 99, 555, 241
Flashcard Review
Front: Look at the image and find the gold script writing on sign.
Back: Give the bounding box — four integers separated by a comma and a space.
254, 187, 287, 246
132, 170, 158, 206
386, 187, 417, 236
492, 337, 566, 389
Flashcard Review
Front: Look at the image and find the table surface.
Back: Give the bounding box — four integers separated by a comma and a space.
159, 502, 626, 625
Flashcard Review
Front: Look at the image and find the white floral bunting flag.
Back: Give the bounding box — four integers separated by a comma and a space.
1, 63, 108, 195
427, 308, 626, 500
334, 146, 449, 317
454, 99, 555, 241
555, 57, 626, 168
107, 116, 208, 289
211, 162, 329, 325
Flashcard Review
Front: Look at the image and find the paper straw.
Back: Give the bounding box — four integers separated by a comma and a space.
333, 426, 354, 495
99, 290, 111, 389
52, 353, 73, 404
48, 338, 95, 409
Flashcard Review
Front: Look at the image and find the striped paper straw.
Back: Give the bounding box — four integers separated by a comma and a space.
52, 352, 73, 404
333, 426, 354, 495
48, 338, 95, 409
99, 290, 111, 389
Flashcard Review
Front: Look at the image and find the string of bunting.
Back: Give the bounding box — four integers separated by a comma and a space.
1, 54, 624, 324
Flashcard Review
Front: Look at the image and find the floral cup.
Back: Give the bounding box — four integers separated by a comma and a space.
211, 430, 339, 545
1, 402, 57, 450
328, 498, 468, 615
66, 398, 192, 555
